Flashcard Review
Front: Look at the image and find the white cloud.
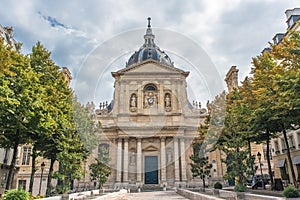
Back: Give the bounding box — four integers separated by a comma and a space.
0, 0, 299, 105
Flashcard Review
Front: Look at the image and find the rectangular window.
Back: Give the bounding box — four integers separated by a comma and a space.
297, 164, 300, 181
18, 180, 26, 190
281, 139, 287, 152
21, 146, 31, 165
263, 146, 272, 160
289, 135, 295, 148
274, 141, 280, 154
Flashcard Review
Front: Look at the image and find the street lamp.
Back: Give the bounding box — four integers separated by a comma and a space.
39, 162, 45, 195
257, 152, 264, 189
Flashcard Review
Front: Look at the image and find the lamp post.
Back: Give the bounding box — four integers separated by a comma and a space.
39, 162, 45, 195
257, 152, 264, 189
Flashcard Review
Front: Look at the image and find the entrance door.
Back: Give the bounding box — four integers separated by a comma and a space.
144, 156, 158, 184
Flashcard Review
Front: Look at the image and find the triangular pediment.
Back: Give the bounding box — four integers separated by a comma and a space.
143, 145, 158, 152
112, 60, 189, 77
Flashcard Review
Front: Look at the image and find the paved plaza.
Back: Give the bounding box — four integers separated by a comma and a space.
119, 191, 188, 200
92, 191, 187, 200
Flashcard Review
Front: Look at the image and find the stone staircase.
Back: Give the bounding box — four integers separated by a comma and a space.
142, 184, 163, 192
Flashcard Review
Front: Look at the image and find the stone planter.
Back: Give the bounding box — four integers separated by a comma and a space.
236, 192, 245, 200
213, 189, 220, 196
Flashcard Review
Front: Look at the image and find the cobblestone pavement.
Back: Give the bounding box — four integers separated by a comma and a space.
119, 191, 189, 200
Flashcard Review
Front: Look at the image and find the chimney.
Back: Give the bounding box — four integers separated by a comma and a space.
225, 66, 239, 93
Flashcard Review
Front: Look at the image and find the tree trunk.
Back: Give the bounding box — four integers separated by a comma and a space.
248, 139, 254, 176
46, 157, 55, 197
29, 145, 37, 193
282, 123, 296, 185
265, 129, 274, 190
202, 178, 206, 192
5, 129, 20, 190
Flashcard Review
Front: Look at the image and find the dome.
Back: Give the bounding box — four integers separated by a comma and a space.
126, 17, 173, 67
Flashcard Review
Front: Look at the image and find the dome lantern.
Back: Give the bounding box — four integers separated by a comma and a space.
126, 17, 173, 67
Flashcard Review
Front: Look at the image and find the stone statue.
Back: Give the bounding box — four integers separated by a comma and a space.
207, 100, 212, 114
130, 94, 137, 107
165, 94, 171, 108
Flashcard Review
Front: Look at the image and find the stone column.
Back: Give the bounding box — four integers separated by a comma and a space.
137, 138, 142, 182
160, 137, 166, 182
137, 81, 143, 113
123, 138, 129, 182
116, 138, 122, 182
159, 84, 164, 112
180, 138, 187, 181
293, 131, 299, 150
173, 138, 180, 182
125, 82, 130, 113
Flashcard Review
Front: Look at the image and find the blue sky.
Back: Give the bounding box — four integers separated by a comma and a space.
1, 0, 299, 106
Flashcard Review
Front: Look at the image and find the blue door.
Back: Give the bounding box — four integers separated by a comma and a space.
145, 156, 158, 184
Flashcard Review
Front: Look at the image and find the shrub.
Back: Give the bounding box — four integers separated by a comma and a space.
2, 189, 30, 200
214, 182, 223, 189
234, 184, 246, 192
283, 185, 300, 198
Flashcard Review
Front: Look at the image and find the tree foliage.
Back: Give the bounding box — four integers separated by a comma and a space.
190, 115, 212, 191
89, 144, 111, 189
218, 89, 256, 186
0, 40, 93, 193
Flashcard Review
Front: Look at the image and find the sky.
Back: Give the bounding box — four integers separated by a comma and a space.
1, 0, 299, 107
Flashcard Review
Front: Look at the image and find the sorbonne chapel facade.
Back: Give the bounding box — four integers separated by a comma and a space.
93, 18, 217, 188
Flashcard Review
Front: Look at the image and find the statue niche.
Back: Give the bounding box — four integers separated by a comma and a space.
164, 93, 171, 112
130, 93, 137, 112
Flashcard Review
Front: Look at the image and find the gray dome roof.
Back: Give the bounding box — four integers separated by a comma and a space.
126, 17, 173, 67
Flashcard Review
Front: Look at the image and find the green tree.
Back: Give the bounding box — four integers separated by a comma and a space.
218, 89, 256, 186
25, 42, 91, 195
271, 31, 300, 185
73, 100, 98, 153
190, 115, 212, 191
190, 142, 212, 191
89, 143, 111, 190
248, 31, 300, 186
0, 39, 43, 190
27, 41, 77, 194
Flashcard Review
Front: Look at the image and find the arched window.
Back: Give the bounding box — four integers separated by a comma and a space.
144, 84, 157, 91
143, 84, 158, 108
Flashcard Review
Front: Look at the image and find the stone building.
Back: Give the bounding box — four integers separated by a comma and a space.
95, 18, 208, 188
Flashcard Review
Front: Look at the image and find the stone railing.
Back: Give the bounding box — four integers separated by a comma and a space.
177, 188, 286, 200
40, 189, 127, 200
177, 188, 223, 200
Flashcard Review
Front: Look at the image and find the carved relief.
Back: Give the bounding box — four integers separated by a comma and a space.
143, 84, 158, 108
166, 147, 173, 163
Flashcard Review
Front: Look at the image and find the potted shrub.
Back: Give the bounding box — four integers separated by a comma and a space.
213, 182, 222, 196
234, 183, 246, 192
2, 189, 30, 200
283, 185, 300, 198
214, 182, 223, 189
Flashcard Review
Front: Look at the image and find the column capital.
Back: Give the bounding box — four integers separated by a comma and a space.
160, 136, 166, 141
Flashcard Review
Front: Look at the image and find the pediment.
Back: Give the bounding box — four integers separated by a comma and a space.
143, 145, 158, 152
112, 60, 189, 77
